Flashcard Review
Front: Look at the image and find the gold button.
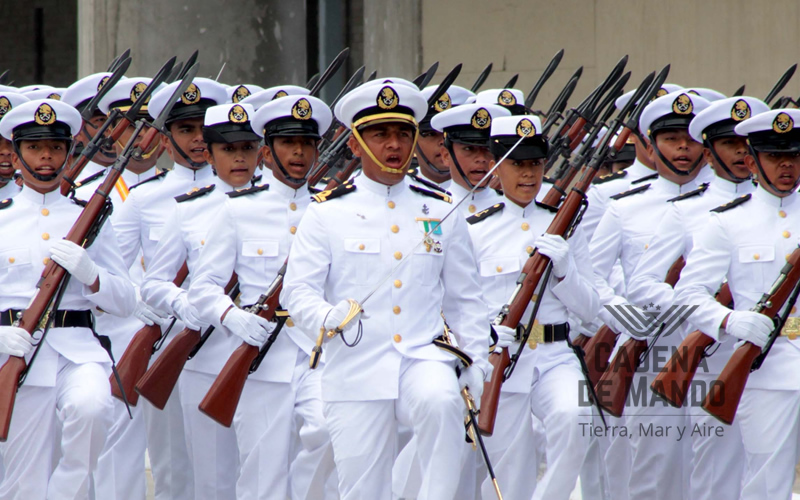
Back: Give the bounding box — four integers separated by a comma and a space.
496, 266, 503, 272
7, 257, 13, 264
201, 239, 205, 245
43, 257, 50, 265
394, 279, 402, 288
388, 201, 396, 209
788, 254, 793, 261
780, 210, 787, 218
290, 226, 297, 234
792, 306, 797, 314
41, 208, 49, 216
784, 231, 791, 238
393, 334, 402, 343
469, 204, 476, 213
526, 246, 533, 254
645, 244, 649, 250
290, 202, 297, 211
394, 251, 402, 260
521, 223, 530, 231
393, 306, 401, 315
257, 248, 264, 255
754, 253, 760, 260
42, 233, 50, 240
358, 244, 365, 251
286, 318, 295, 327
390, 225, 399, 233
189, 187, 199, 193
531, 294, 538, 303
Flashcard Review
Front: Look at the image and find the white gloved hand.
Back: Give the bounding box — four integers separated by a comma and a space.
134, 300, 169, 326
459, 366, 485, 409
222, 307, 275, 347
0, 326, 33, 357
494, 324, 517, 350
535, 233, 573, 279
50, 240, 100, 286
725, 311, 772, 348
323, 299, 367, 333
170, 294, 201, 330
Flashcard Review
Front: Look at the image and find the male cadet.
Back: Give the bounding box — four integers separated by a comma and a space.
430, 103, 510, 216
627, 96, 767, 500
0, 92, 29, 199
468, 114, 598, 500
475, 88, 527, 115
675, 108, 800, 500
590, 90, 712, 500
141, 102, 263, 500
225, 83, 264, 104
114, 77, 228, 500
188, 94, 337, 500
0, 99, 136, 499
409, 84, 474, 191
281, 80, 489, 500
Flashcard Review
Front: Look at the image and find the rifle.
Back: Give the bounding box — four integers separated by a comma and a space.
477, 68, 666, 436
309, 47, 350, 97
701, 248, 800, 424
764, 64, 797, 105
503, 74, 519, 89
0, 70, 10, 86
650, 282, 732, 408
594, 255, 685, 417
470, 63, 493, 93
525, 48, 564, 110
198, 262, 288, 427
540, 68, 582, 136
134, 274, 239, 409
731, 85, 746, 97
412, 61, 439, 89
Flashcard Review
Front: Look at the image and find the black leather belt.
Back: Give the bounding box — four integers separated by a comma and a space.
0, 309, 94, 328
526, 321, 570, 347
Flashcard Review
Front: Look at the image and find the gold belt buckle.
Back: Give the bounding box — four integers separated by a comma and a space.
781, 317, 800, 340
527, 320, 545, 350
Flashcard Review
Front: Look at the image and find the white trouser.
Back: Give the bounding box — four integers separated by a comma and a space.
93, 395, 146, 500
325, 358, 463, 500
180, 371, 239, 500
688, 374, 745, 500
737, 387, 800, 500
626, 371, 691, 500
600, 413, 631, 500
234, 352, 335, 500
0, 358, 113, 500
580, 414, 608, 500
481, 361, 590, 500
142, 375, 194, 500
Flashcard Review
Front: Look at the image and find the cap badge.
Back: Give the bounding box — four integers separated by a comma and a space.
181, 83, 201, 105
232, 85, 251, 103
731, 99, 751, 121
292, 98, 312, 120
273, 90, 288, 100
688, 90, 701, 96
773, 112, 794, 134
652, 87, 669, 102
516, 118, 536, 137
498, 90, 516, 106
228, 104, 248, 123
471, 107, 491, 130
34, 103, 56, 125
0, 97, 11, 118
672, 93, 693, 115
433, 92, 451, 113
377, 86, 399, 110
130, 82, 148, 103
97, 75, 110, 92
47, 93, 61, 101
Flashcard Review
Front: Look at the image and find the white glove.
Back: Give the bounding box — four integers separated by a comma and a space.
170, 294, 201, 330
494, 324, 517, 350
535, 233, 573, 279
725, 311, 772, 348
459, 366, 485, 409
323, 299, 367, 333
134, 300, 169, 326
222, 307, 275, 347
0, 326, 33, 357
50, 240, 100, 286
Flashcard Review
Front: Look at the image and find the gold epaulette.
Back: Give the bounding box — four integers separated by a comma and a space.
467, 203, 504, 224
312, 182, 355, 203
409, 184, 452, 203
592, 170, 627, 185
610, 183, 650, 200
0, 198, 12, 210
175, 184, 215, 203
711, 193, 751, 213
227, 183, 270, 198
668, 183, 709, 203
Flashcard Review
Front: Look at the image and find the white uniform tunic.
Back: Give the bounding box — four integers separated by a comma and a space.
0, 180, 21, 201
0, 187, 135, 500
675, 186, 800, 500
467, 198, 598, 500
281, 174, 489, 500
449, 181, 504, 218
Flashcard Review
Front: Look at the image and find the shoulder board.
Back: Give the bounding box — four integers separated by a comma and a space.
129, 170, 168, 191
406, 166, 419, 176
668, 183, 709, 203
542, 175, 555, 184
409, 184, 453, 203
408, 172, 452, 195
308, 185, 322, 194
227, 183, 270, 198
493, 188, 504, 196
631, 172, 658, 185
610, 184, 651, 200
73, 170, 105, 189
535, 201, 558, 213
312, 182, 355, 203
0, 198, 12, 210
467, 203, 504, 224
711, 193, 751, 213
251, 174, 262, 184
175, 184, 215, 203
592, 170, 628, 185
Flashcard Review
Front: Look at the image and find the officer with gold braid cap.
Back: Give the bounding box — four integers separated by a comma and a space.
281, 80, 491, 500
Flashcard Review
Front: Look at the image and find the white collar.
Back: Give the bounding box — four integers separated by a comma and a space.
710, 175, 755, 196
754, 185, 799, 208
169, 163, 215, 182
356, 172, 408, 198
261, 169, 308, 199
18, 185, 66, 206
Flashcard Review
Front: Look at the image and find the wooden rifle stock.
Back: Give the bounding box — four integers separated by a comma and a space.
134, 274, 238, 409
109, 261, 189, 405
651, 283, 732, 408
583, 325, 617, 387
572, 334, 589, 348
325, 157, 360, 190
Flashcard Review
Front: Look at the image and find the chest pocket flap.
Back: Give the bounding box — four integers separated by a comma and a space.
479, 257, 521, 277
344, 238, 380, 254
242, 240, 279, 257
149, 225, 164, 241
738, 245, 775, 263
0, 248, 31, 270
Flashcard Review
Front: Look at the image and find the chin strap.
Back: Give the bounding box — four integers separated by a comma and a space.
163, 129, 208, 169
264, 136, 308, 187
444, 137, 479, 189
704, 139, 751, 183
748, 145, 800, 195
414, 144, 450, 178
352, 126, 419, 175
649, 133, 704, 177
13, 140, 75, 182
